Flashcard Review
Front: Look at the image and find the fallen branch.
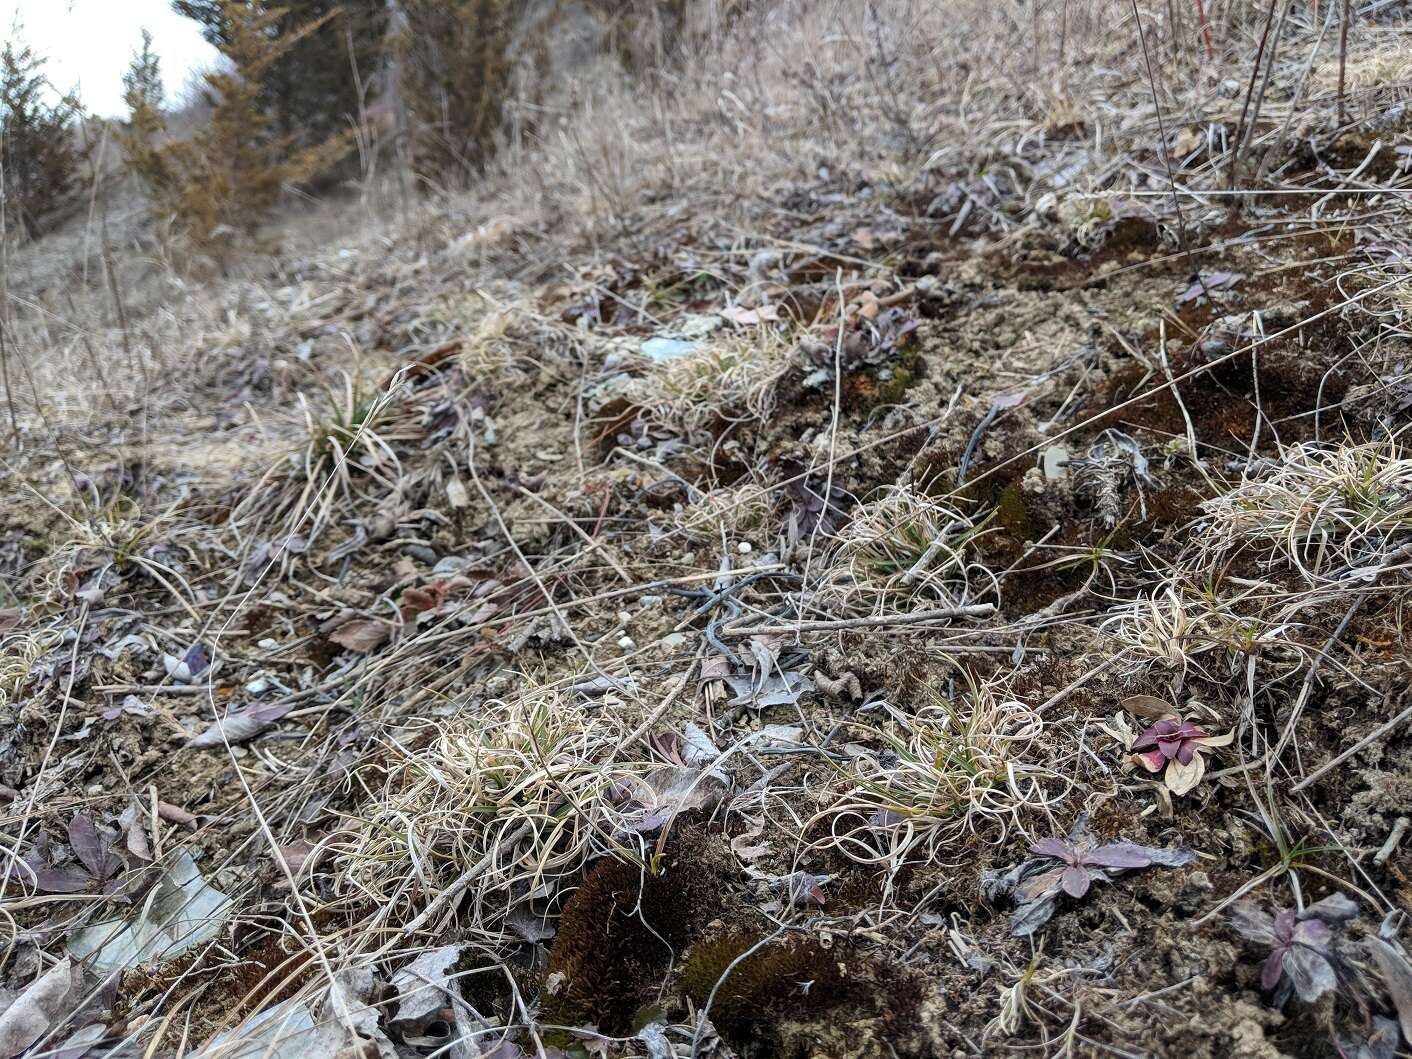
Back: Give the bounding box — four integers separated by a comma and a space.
720, 603, 995, 637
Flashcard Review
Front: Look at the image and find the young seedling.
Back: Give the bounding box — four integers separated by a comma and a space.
1130, 716, 1233, 795
1228, 893, 1358, 1005
1114, 696, 1232, 797
981, 815, 1194, 936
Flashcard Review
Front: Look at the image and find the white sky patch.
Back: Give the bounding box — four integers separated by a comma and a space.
3, 0, 218, 117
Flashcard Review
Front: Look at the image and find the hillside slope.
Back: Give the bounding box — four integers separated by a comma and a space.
3, 2, 1412, 1056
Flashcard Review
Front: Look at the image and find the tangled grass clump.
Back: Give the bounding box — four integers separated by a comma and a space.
333, 690, 661, 933
823, 484, 995, 615
809, 669, 1065, 875
643, 330, 795, 444
1198, 440, 1412, 585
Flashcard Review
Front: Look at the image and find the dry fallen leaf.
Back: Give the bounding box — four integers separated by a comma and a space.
187, 703, 293, 749
327, 619, 392, 654
1365, 935, 1412, 1043
1119, 695, 1176, 720
0, 958, 83, 1058
157, 802, 200, 829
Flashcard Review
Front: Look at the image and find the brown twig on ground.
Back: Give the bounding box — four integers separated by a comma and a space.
720, 603, 996, 636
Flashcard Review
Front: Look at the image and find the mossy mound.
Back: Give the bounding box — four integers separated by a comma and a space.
541, 827, 732, 1037
681, 933, 927, 1058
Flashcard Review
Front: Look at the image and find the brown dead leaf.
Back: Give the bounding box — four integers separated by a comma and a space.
720, 304, 780, 326
699, 653, 732, 682
328, 619, 392, 654
157, 802, 200, 830
1120, 695, 1176, 720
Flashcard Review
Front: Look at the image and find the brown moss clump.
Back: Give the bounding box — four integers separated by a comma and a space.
541, 827, 731, 1036
681, 933, 926, 1057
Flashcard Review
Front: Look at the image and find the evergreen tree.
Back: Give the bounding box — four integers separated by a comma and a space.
395, 0, 561, 185
0, 37, 88, 238
123, 29, 165, 113
126, 1, 353, 251
120, 30, 175, 215
172, 0, 388, 151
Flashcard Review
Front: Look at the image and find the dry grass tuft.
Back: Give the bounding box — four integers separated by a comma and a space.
809, 668, 1063, 872
1198, 439, 1412, 586
332, 688, 661, 933
823, 484, 993, 615
641, 329, 796, 443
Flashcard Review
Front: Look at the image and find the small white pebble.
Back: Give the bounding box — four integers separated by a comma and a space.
617, 636, 636, 651
617, 609, 633, 624
737, 541, 753, 555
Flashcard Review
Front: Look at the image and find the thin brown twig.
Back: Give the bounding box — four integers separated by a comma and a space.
721, 603, 996, 637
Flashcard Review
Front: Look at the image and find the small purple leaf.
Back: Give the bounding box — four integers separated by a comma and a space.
1030, 837, 1074, 862
1293, 918, 1333, 948
1135, 748, 1166, 772
1083, 842, 1154, 869
182, 643, 209, 677
1228, 902, 1279, 945
1283, 945, 1337, 1003
33, 865, 94, 894
1261, 950, 1285, 991
1060, 865, 1091, 899
67, 814, 113, 880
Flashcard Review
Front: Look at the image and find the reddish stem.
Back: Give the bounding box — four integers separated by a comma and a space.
1194, 0, 1215, 59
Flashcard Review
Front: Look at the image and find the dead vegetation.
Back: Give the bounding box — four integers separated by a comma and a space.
4, 0, 1412, 1057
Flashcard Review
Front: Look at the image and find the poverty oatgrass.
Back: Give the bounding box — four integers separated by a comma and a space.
638, 327, 797, 447
808, 667, 1067, 875
1198, 438, 1412, 587
331, 687, 663, 936
822, 482, 996, 617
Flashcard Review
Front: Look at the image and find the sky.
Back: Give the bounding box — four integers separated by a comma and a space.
2, 0, 218, 117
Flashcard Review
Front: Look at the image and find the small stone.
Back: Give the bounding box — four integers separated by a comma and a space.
737, 541, 753, 555
617, 636, 636, 651
617, 609, 633, 623
1041, 445, 1070, 480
